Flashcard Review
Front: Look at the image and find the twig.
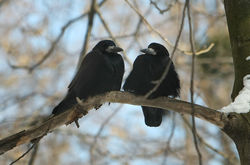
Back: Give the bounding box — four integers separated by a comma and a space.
95, 5, 133, 66
149, 0, 174, 14
161, 113, 176, 165
144, 0, 187, 98
182, 116, 235, 164
9, 140, 39, 165
125, 0, 175, 48
28, 142, 39, 165
8, 13, 86, 72
77, 0, 98, 69
124, 0, 214, 56
8, 0, 107, 72
90, 105, 122, 165
185, 43, 215, 56
0, 0, 9, 8
187, 0, 203, 164
125, 6, 152, 53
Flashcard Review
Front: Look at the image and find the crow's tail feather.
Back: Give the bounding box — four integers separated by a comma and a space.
142, 106, 163, 127
52, 94, 76, 115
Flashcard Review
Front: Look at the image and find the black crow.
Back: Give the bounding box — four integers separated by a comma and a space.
123, 43, 180, 127
52, 40, 124, 115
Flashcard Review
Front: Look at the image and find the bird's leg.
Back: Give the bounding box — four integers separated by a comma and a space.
65, 97, 89, 127
94, 104, 102, 110
68, 105, 88, 128
65, 105, 86, 128
76, 104, 88, 116
76, 97, 88, 115
74, 119, 80, 128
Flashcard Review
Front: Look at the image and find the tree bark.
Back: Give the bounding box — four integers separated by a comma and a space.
224, 1, 250, 164
0, 91, 227, 155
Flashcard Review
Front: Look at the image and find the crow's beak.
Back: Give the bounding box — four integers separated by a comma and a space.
140, 48, 156, 55
106, 46, 123, 53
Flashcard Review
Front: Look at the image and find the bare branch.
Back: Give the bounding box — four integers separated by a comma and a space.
185, 43, 215, 56
0, 91, 228, 155
144, 0, 187, 98
9, 140, 39, 165
77, 0, 98, 69
0, 0, 9, 8
95, 5, 133, 66
28, 142, 39, 165
182, 117, 236, 164
161, 114, 176, 165
90, 105, 122, 165
8, 13, 86, 72
8, 0, 107, 72
149, 0, 174, 14
124, 0, 214, 56
187, 0, 203, 164
125, 0, 175, 48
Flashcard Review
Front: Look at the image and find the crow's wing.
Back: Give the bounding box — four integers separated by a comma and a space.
68, 51, 100, 90
158, 58, 180, 97
123, 55, 164, 127
52, 51, 119, 115
112, 55, 125, 91
123, 55, 154, 95
68, 50, 114, 98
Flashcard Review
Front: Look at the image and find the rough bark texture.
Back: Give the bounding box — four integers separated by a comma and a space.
0, 91, 227, 155
224, 0, 250, 164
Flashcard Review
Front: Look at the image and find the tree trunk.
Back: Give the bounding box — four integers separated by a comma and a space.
223, 0, 250, 164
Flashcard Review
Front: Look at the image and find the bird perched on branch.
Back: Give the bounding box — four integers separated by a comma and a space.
123, 43, 180, 127
52, 40, 124, 115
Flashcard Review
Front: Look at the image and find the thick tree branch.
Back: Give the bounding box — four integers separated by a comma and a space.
223, 1, 250, 165
0, 91, 228, 155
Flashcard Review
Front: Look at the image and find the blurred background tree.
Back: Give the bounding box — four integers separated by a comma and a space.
0, 0, 241, 165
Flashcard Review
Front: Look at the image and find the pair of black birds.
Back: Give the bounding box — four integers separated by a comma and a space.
52, 40, 180, 127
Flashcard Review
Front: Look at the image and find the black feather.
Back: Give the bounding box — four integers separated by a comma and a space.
123, 43, 180, 127
52, 40, 124, 115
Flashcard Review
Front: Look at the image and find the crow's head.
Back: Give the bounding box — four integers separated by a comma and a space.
93, 40, 123, 54
141, 43, 169, 56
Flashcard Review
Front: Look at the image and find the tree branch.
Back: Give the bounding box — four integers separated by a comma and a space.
8, 0, 107, 73
0, 91, 228, 155
77, 0, 98, 69
124, 0, 213, 56
145, 0, 186, 98
95, 4, 133, 66
149, 0, 174, 14
187, 0, 203, 164
0, 0, 9, 8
